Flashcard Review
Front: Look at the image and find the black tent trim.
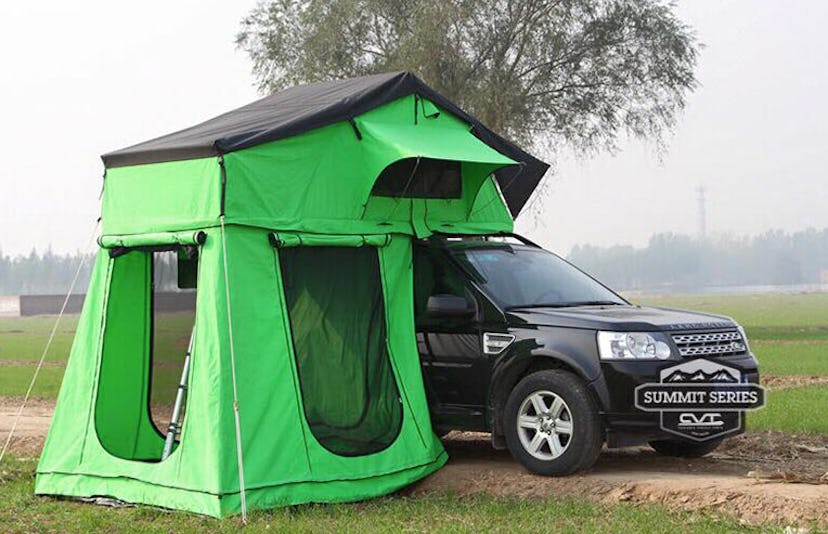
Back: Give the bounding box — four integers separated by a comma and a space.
101, 72, 549, 215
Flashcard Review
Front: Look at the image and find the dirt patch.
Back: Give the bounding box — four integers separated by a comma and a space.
409, 432, 828, 527
2, 398, 826, 527
0, 398, 174, 456
0, 397, 53, 456
762, 375, 828, 390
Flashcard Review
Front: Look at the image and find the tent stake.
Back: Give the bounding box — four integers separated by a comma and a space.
161, 328, 194, 460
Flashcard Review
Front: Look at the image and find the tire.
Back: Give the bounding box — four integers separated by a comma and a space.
649, 438, 722, 458
503, 370, 603, 476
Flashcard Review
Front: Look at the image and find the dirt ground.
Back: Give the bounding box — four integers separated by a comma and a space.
2, 397, 827, 527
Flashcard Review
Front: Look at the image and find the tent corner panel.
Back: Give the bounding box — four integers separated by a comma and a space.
101, 157, 222, 236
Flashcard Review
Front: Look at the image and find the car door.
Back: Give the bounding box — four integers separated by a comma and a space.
413, 244, 489, 429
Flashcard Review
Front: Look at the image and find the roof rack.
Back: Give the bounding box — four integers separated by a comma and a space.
428, 232, 542, 249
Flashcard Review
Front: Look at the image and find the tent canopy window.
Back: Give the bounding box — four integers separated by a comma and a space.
94, 247, 198, 463
371, 158, 462, 199
278, 245, 403, 456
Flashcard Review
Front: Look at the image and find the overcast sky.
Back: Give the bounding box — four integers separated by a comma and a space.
1, 0, 826, 256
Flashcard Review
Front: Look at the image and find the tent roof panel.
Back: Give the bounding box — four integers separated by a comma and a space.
102, 72, 549, 216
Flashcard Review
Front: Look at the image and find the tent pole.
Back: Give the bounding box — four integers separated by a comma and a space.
161, 328, 194, 460
220, 215, 249, 523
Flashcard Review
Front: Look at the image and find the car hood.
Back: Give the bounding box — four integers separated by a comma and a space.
505, 305, 736, 332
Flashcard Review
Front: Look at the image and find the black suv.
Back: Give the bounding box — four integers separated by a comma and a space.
413, 234, 759, 475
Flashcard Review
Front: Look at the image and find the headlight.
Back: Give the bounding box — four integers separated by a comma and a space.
597, 331, 672, 360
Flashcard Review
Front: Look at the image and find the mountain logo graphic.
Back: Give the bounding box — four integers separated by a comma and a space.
663, 368, 739, 383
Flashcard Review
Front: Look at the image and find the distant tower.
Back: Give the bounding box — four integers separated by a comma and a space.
696, 185, 707, 238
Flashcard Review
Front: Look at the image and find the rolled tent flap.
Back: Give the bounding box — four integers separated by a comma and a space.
98, 230, 207, 249
269, 232, 391, 248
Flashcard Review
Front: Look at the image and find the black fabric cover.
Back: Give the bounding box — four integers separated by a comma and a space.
102, 72, 549, 215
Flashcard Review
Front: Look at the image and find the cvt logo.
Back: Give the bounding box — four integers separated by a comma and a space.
635, 359, 765, 441
678, 412, 723, 427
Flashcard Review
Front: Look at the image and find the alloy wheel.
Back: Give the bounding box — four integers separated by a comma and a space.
516, 390, 573, 461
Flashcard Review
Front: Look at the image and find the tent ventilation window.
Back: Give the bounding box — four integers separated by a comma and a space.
372, 157, 461, 199
278, 246, 403, 456
94, 247, 197, 462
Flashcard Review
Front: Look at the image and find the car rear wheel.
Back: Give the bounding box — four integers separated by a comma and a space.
503, 370, 602, 476
649, 438, 722, 458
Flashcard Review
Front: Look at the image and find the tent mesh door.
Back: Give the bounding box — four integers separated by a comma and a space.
279, 246, 402, 456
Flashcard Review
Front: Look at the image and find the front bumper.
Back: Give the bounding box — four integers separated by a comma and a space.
591, 353, 760, 446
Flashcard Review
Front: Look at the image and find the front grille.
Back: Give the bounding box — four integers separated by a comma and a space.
671, 330, 747, 358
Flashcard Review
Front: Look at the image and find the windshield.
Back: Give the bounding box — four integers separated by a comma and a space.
451, 246, 626, 309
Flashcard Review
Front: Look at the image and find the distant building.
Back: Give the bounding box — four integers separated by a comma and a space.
0, 293, 192, 317
0, 295, 21, 317
821, 269, 828, 285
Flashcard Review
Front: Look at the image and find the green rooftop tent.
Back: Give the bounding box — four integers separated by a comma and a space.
35, 71, 548, 517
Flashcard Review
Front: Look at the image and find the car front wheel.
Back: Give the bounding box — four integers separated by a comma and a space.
503, 369, 603, 476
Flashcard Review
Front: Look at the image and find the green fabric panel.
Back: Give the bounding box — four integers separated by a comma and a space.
35, 472, 223, 517
94, 251, 164, 461
213, 225, 312, 492
102, 157, 221, 236
430, 176, 514, 234
99, 230, 206, 249
37, 250, 111, 472
224, 95, 515, 236
279, 246, 403, 456
36, 450, 447, 518
271, 232, 390, 248
223, 120, 373, 231
374, 235, 439, 442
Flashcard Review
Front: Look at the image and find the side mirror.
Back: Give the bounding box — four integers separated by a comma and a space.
426, 294, 475, 319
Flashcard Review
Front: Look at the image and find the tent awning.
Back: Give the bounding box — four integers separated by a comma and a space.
357, 119, 516, 168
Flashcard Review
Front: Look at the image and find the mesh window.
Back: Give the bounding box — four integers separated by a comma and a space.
372, 157, 461, 198
279, 246, 403, 456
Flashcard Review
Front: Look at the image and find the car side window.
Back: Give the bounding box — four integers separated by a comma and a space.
413, 246, 474, 326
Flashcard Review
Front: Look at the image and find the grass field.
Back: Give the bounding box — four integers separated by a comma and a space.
0, 457, 771, 533
635, 293, 828, 329
0, 312, 192, 409
749, 385, 828, 434
0, 315, 79, 362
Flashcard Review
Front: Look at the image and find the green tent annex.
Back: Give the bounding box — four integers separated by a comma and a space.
35, 72, 548, 517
